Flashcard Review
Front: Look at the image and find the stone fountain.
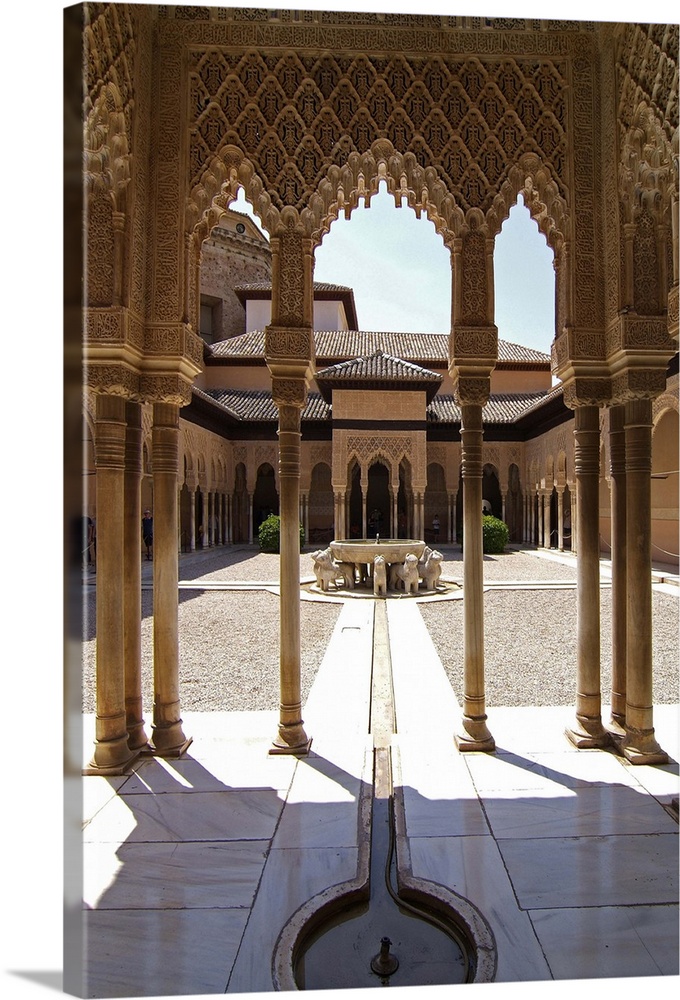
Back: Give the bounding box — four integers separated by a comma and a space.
310, 538, 444, 596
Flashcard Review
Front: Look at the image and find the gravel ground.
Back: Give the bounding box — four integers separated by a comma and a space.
81, 545, 678, 714
419, 588, 680, 708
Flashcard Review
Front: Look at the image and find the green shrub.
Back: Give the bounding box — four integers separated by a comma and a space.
258, 514, 305, 553
482, 515, 509, 554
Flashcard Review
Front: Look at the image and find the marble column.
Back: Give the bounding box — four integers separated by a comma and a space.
566, 406, 609, 748
620, 398, 668, 763
449, 491, 456, 544
455, 403, 495, 752
570, 488, 577, 553
149, 402, 191, 756
85, 394, 140, 774
247, 492, 254, 544
189, 487, 197, 550
608, 405, 627, 733
556, 488, 565, 551
270, 395, 311, 755
123, 400, 149, 752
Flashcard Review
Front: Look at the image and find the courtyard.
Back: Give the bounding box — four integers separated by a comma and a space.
74, 544, 679, 997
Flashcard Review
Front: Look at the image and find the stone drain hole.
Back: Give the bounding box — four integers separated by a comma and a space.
289, 603, 487, 990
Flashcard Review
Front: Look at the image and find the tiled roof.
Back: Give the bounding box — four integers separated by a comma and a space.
208, 329, 551, 365
197, 385, 553, 425
203, 387, 330, 421
316, 351, 441, 382
427, 392, 549, 424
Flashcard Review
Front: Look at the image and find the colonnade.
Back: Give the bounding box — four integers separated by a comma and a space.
181, 484, 234, 550
85, 399, 192, 775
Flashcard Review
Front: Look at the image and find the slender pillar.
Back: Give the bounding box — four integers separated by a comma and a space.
608, 405, 627, 732
361, 487, 367, 537
455, 403, 495, 752
123, 401, 149, 752
620, 399, 667, 763
449, 491, 456, 543
565, 406, 609, 748
270, 395, 311, 754
247, 492, 254, 544
501, 490, 507, 524
189, 487, 197, 550
557, 488, 565, 552
570, 488, 577, 553
149, 402, 191, 756
85, 394, 140, 774
302, 491, 309, 544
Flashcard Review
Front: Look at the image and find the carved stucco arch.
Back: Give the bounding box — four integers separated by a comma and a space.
188, 140, 569, 256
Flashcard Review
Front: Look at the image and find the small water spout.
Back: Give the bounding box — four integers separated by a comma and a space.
370, 937, 399, 977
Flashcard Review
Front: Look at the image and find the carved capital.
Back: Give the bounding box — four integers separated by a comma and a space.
610, 368, 668, 404
562, 376, 612, 409
271, 377, 308, 411
85, 361, 141, 400
451, 375, 491, 408
140, 373, 193, 407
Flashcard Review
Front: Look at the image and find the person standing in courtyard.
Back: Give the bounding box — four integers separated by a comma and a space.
432, 513, 440, 544
142, 508, 153, 560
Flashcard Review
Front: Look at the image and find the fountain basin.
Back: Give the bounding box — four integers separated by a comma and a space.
330, 539, 426, 566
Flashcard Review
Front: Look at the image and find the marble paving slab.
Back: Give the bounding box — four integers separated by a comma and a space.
498, 832, 678, 909
530, 903, 679, 979
83, 839, 269, 910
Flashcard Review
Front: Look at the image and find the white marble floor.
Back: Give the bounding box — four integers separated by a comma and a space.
78, 597, 679, 998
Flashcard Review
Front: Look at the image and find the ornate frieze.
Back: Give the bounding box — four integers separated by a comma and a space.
264, 326, 314, 361
449, 326, 498, 362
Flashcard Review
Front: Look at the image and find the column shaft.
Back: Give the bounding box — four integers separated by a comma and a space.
456, 403, 494, 752
150, 403, 190, 755
86, 394, 139, 774
609, 405, 627, 730
621, 398, 667, 763
566, 406, 609, 748
123, 401, 148, 751
271, 403, 310, 753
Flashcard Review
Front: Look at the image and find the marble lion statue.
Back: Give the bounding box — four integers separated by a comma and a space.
311, 548, 341, 592
337, 562, 356, 590
389, 553, 420, 594
373, 554, 387, 596
420, 548, 443, 590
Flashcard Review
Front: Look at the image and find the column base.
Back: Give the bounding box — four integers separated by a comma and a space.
83, 742, 141, 777
270, 722, 312, 756
126, 721, 151, 753
565, 714, 612, 750
147, 719, 193, 758
143, 735, 193, 758
454, 715, 495, 753
606, 714, 627, 739
614, 726, 669, 766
